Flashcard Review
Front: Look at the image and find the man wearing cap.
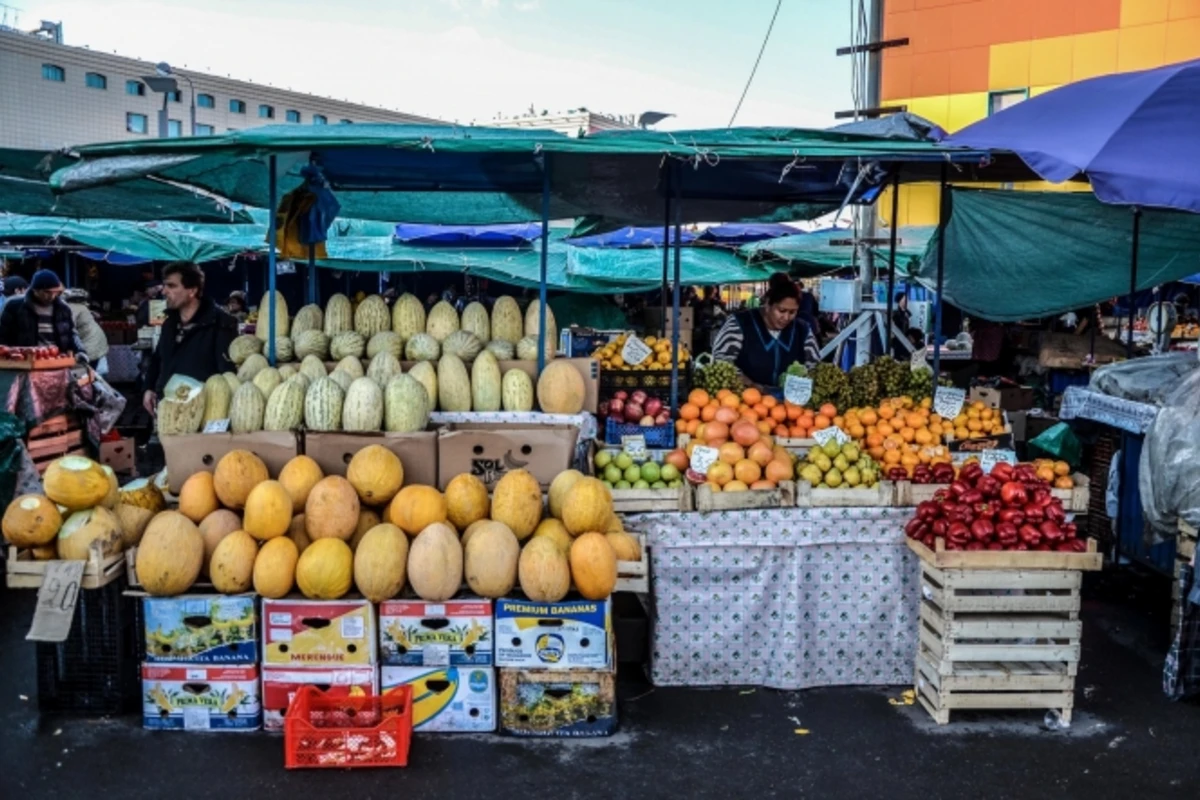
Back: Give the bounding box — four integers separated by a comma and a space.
0, 270, 86, 360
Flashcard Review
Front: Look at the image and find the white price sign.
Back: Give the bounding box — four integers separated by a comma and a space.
203, 418, 230, 433
980, 449, 1018, 473
621, 435, 647, 460
26, 560, 84, 643
811, 426, 850, 447
933, 387, 966, 421
690, 445, 720, 476
783, 375, 813, 406
621, 335, 653, 367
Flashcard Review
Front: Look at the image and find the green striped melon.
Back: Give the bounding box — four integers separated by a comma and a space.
335, 355, 365, 379
229, 382, 266, 433
486, 340, 515, 360
461, 301, 490, 342
426, 300, 460, 342
501, 369, 535, 412
229, 334, 263, 365
252, 367, 282, 399
299, 354, 327, 382
264, 379, 305, 431
324, 293, 353, 336
330, 332, 366, 360
367, 351, 402, 386
491, 296, 522, 344
343, 377, 384, 432
443, 330, 483, 361
384, 374, 431, 433
202, 375, 233, 424
278, 364, 297, 380
470, 351, 502, 412
437, 354, 472, 412
328, 370, 354, 393
305, 377, 344, 431
392, 293, 426, 339
367, 331, 404, 360
236, 353, 269, 382
222, 373, 240, 394
286, 372, 310, 392
405, 333, 440, 361
516, 336, 539, 361
524, 302, 557, 361
354, 295, 391, 337
272, 337, 294, 363
291, 304, 323, 337
255, 291, 290, 342
407, 361, 438, 409
293, 330, 330, 361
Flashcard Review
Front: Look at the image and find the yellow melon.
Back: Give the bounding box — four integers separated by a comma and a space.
198, 509, 242, 576
561, 477, 613, 535
490, 468, 542, 540
136, 511, 204, 596
114, 503, 155, 548
295, 537, 353, 599
346, 445, 405, 506
603, 511, 624, 533
212, 450, 269, 509
43, 456, 112, 511
243, 480, 293, 541
254, 536, 299, 599
388, 485, 448, 536
444, 473, 490, 531
407, 522, 462, 602
536, 360, 586, 414
464, 521, 519, 598
606, 531, 642, 562
277, 455, 324, 514
31, 544, 56, 560
349, 508, 382, 550
56, 506, 123, 561
2, 494, 63, 548
460, 518, 490, 548
287, 514, 311, 553
353, 523, 409, 603
532, 518, 573, 553
99, 466, 119, 509
305, 476, 361, 541
519, 535, 571, 602
178, 471, 220, 522
547, 469, 583, 520
569, 531, 617, 600
209, 530, 258, 593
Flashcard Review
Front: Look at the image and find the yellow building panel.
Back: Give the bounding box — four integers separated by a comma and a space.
1029, 85, 1062, 97
1122, 0, 1171, 26
1030, 36, 1074, 86
1117, 23, 1168, 72
945, 92, 989, 134
905, 95, 952, 129
1072, 30, 1119, 81
1165, 18, 1200, 61
1169, 0, 1200, 21
989, 41, 1032, 90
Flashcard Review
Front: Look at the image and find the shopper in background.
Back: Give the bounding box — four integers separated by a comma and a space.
63, 288, 109, 375
713, 273, 820, 389
135, 279, 164, 328
143, 261, 237, 415
226, 291, 248, 323
891, 292, 912, 358
0, 270, 86, 360
0, 275, 28, 317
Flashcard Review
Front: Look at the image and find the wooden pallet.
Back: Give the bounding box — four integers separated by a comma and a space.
611, 486, 693, 513
6, 545, 125, 589
695, 481, 795, 512
907, 536, 1103, 571
796, 480, 895, 508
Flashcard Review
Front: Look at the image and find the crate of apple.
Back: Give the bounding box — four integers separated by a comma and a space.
600, 390, 672, 427
595, 449, 685, 490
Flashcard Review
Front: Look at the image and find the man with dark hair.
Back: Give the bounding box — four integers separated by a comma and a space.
143, 261, 237, 415
0, 275, 28, 317
0, 269, 86, 360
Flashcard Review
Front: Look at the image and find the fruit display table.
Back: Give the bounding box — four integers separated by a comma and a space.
628, 505, 919, 690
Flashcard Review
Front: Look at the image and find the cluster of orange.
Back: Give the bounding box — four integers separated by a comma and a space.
948, 401, 1009, 440
674, 388, 796, 492
676, 388, 841, 440
847, 397, 954, 475
1032, 458, 1076, 489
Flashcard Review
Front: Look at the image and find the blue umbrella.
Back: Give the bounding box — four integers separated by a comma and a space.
947, 58, 1200, 214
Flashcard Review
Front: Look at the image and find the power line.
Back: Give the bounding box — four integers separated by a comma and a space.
727, 0, 783, 128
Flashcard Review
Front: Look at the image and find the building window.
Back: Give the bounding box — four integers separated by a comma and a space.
42, 64, 65, 82
195, 123, 215, 136
313, 114, 328, 125
126, 113, 149, 134
167, 119, 183, 138
339, 119, 353, 124
258, 104, 275, 119
126, 79, 145, 96
286, 109, 301, 123
197, 93, 215, 108
167, 89, 182, 103
85, 72, 107, 89
230, 99, 246, 113
988, 90, 1028, 116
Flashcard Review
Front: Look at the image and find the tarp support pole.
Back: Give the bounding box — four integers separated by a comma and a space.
536, 153, 551, 375
932, 163, 948, 385
885, 170, 900, 355
1127, 207, 1140, 358
661, 165, 671, 340
670, 163, 682, 416
307, 243, 316, 305
266, 154, 278, 366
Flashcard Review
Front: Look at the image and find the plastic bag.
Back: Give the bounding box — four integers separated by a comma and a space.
1090, 352, 1198, 405
1029, 422, 1082, 468
1139, 367, 1200, 535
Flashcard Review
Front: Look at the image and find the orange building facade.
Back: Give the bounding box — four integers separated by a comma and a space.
879, 0, 1200, 226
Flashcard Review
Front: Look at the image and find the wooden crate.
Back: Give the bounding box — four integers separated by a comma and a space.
695, 480, 795, 512
611, 486, 693, 513
795, 480, 895, 508
895, 481, 950, 507
614, 532, 649, 594
6, 545, 125, 589
0, 355, 77, 371
906, 536, 1103, 572
1050, 474, 1090, 513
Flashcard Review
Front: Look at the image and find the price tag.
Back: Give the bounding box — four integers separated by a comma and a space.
621, 435, 647, 461
980, 449, 1018, 473
621, 335, 653, 367
933, 387, 966, 421
690, 445, 720, 475
783, 375, 813, 406
26, 560, 84, 643
203, 419, 230, 434
812, 426, 850, 447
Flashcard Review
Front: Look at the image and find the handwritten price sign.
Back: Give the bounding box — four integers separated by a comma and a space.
783, 375, 813, 406
620, 335, 653, 367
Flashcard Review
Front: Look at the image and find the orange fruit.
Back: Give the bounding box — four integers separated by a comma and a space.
701, 404, 718, 422
757, 420, 773, 436
786, 404, 801, 421
833, 415, 845, 429
719, 441, 746, 465
770, 405, 788, 423
814, 415, 831, 430
734, 459, 762, 484
879, 405, 896, 420
1054, 461, 1071, 476
774, 424, 789, 437
675, 419, 688, 432
819, 403, 837, 418
849, 423, 866, 439
765, 459, 792, 483
680, 403, 700, 421
721, 393, 741, 409
900, 427, 916, 443
741, 387, 762, 406
860, 409, 878, 426
708, 461, 734, 486
883, 450, 901, 465
685, 419, 700, 435
705, 421, 730, 443
688, 388, 710, 407
789, 424, 807, 438
878, 422, 894, 437
716, 389, 733, 400
761, 395, 778, 409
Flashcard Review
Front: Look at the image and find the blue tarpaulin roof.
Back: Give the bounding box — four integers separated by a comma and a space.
77, 250, 152, 265
392, 223, 542, 246
565, 227, 699, 248
698, 223, 800, 244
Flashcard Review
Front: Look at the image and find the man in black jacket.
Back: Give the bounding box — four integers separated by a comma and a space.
143, 261, 237, 415
0, 270, 86, 360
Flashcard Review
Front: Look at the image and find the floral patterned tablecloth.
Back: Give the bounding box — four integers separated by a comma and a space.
625, 506, 920, 690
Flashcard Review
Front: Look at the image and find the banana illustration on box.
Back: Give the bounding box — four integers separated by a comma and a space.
263, 602, 374, 665
381, 666, 496, 732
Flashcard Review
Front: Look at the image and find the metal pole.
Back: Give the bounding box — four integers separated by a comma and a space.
266, 155, 278, 365
885, 170, 900, 355
932, 163, 948, 387
670, 164, 682, 416
1127, 207, 1140, 357
307, 243, 317, 305
661, 165, 671, 339
536, 154, 551, 375
158, 93, 169, 139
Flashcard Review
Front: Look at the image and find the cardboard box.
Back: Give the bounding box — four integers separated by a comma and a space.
262, 598, 376, 666
260, 666, 377, 732
160, 431, 299, 493
144, 595, 258, 664
969, 385, 1035, 412
499, 669, 617, 738
380, 666, 497, 732
99, 436, 136, 475
562, 328, 622, 358
1009, 410, 1060, 445
379, 599, 494, 666
641, 306, 694, 330
142, 663, 261, 731
495, 597, 612, 670
303, 431, 438, 490
437, 423, 579, 490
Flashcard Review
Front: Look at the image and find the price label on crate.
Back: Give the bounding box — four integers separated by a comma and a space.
812, 426, 850, 447
621, 435, 647, 461
26, 560, 84, 643
203, 418, 230, 434
933, 387, 966, 421
690, 445, 720, 475
621, 335, 654, 367
980, 449, 1018, 474
783, 375, 813, 406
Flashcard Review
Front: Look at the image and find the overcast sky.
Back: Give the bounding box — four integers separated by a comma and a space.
12, 0, 854, 129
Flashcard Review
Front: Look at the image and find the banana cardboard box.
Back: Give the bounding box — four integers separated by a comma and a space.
142, 664, 261, 731
262, 598, 376, 666
495, 597, 612, 670
378, 599, 493, 666
143, 595, 258, 664
499, 668, 617, 738
260, 666, 378, 732
380, 666, 497, 733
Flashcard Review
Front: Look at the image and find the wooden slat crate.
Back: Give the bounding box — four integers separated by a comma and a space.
6, 545, 125, 589
1050, 474, 1090, 513
696, 481, 795, 512
795, 480, 895, 508
906, 536, 1103, 572
614, 532, 649, 594
610, 486, 693, 513
895, 481, 949, 507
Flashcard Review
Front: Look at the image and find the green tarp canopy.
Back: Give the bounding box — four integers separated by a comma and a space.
0, 148, 253, 223
740, 226, 933, 277
918, 189, 1200, 321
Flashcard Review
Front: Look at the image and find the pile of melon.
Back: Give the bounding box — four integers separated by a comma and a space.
2, 455, 167, 564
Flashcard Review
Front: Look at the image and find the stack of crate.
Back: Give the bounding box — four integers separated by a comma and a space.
1171, 522, 1198, 633
25, 414, 86, 474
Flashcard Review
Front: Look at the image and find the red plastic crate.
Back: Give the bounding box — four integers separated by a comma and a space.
284, 685, 413, 769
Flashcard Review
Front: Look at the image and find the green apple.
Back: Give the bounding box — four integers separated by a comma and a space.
614, 452, 634, 471
595, 450, 614, 470
615, 480, 632, 490
604, 464, 623, 484
660, 463, 681, 482
651, 480, 667, 490
633, 479, 650, 490
667, 479, 683, 488
624, 464, 642, 483
640, 462, 662, 483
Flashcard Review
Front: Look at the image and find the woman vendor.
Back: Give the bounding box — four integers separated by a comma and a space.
712, 273, 820, 390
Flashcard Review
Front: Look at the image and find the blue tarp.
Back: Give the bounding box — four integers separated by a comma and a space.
948, 58, 1200, 214
77, 250, 152, 265
697, 223, 799, 244
565, 227, 699, 248
392, 223, 542, 246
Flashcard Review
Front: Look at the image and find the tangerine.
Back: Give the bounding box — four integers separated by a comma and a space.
819, 403, 837, 418
688, 388, 710, 407
742, 387, 763, 406
814, 415, 832, 430
680, 403, 700, 421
